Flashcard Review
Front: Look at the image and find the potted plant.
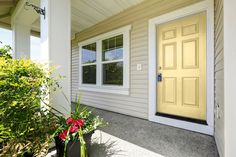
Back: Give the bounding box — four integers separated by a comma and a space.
54, 97, 106, 157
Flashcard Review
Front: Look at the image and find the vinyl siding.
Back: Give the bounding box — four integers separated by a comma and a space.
214, 0, 224, 156
71, 46, 80, 103
71, 0, 203, 119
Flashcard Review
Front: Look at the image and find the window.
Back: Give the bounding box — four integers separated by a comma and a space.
81, 43, 96, 84
102, 35, 123, 85
78, 25, 131, 95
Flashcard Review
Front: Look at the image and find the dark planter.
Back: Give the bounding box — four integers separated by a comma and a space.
55, 132, 93, 157
23, 152, 34, 157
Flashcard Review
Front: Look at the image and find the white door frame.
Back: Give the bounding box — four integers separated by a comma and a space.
148, 0, 214, 135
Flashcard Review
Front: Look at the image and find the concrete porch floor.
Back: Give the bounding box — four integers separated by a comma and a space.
89, 107, 219, 157
48, 106, 219, 157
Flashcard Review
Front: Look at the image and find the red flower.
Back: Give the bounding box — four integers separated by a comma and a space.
66, 117, 74, 124
70, 125, 78, 133
58, 130, 68, 141
73, 119, 84, 127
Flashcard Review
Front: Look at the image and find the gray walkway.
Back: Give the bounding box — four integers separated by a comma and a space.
88, 108, 219, 157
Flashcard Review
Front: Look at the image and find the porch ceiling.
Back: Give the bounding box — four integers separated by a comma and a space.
0, 0, 18, 28
0, 0, 145, 38
71, 0, 145, 36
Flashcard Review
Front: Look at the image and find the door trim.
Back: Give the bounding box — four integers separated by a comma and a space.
148, 0, 214, 135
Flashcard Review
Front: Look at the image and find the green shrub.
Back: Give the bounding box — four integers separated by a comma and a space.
0, 46, 60, 156
0, 45, 12, 59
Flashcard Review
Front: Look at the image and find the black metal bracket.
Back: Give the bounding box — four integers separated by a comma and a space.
25, 2, 46, 19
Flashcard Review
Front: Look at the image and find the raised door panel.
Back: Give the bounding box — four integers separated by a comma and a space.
182, 77, 199, 107
182, 39, 199, 69
163, 77, 177, 105
163, 43, 177, 70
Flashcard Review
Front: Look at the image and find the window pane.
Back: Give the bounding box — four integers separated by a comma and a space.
102, 34, 123, 61
82, 65, 96, 84
82, 43, 96, 64
116, 34, 123, 47
103, 62, 123, 85
109, 37, 116, 49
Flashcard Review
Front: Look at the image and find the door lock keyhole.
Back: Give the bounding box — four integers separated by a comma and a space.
157, 73, 162, 82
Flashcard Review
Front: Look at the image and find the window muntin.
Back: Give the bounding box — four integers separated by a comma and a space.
81, 43, 96, 84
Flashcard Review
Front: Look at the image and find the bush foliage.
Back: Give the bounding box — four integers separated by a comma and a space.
0, 46, 60, 156
0, 45, 12, 59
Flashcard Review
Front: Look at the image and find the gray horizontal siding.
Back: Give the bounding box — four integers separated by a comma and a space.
71, 46, 80, 103
214, 0, 224, 156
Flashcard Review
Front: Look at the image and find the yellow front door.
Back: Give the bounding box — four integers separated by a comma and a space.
156, 12, 206, 120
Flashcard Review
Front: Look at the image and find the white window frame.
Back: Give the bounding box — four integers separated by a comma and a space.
148, 0, 214, 135
78, 25, 131, 95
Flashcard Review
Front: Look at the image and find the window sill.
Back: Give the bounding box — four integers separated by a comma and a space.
78, 85, 129, 95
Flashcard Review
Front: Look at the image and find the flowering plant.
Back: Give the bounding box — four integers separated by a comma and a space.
55, 97, 106, 157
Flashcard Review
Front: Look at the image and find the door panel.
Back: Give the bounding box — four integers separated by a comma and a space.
163, 77, 177, 105
163, 43, 177, 69
156, 12, 206, 120
182, 39, 199, 68
182, 77, 199, 107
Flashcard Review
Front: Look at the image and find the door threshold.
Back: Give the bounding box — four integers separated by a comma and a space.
156, 112, 207, 125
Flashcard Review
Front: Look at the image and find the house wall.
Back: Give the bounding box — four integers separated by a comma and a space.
71, 0, 203, 119
214, 0, 224, 156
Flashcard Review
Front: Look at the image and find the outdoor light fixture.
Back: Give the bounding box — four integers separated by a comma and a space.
25, 2, 45, 19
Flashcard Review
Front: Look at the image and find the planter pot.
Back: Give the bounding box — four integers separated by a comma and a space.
23, 152, 34, 157
55, 132, 93, 157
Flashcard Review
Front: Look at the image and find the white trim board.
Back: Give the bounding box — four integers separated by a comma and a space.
148, 0, 214, 135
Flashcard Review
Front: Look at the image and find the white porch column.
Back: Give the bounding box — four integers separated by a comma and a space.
12, 23, 31, 59
11, 0, 39, 59
40, 0, 71, 117
224, 0, 236, 156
